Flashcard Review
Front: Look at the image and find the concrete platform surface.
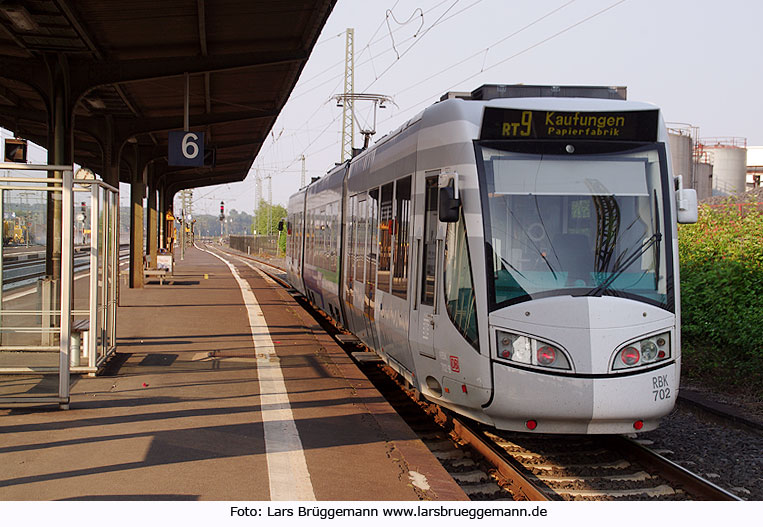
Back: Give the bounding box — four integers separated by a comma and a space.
0, 245, 467, 501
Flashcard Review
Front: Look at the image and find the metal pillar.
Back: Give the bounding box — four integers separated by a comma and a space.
46, 59, 71, 280
0, 189, 3, 346
147, 171, 158, 269
158, 183, 166, 250
129, 159, 145, 288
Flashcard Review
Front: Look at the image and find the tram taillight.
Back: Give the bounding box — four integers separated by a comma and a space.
620, 347, 640, 366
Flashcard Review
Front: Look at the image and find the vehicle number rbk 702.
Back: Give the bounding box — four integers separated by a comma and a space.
652, 375, 671, 401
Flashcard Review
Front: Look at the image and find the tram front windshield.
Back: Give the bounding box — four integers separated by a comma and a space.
477, 145, 671, 311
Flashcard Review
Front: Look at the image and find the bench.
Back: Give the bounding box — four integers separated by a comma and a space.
144, 268, 170, 285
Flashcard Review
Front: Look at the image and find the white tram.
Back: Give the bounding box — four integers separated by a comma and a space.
285, 85, 698, 434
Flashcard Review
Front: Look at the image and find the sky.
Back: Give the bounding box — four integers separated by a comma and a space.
141, 1, 763, 214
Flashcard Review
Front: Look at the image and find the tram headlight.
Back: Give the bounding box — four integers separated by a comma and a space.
612, 332, 671, 371
495, 331, 571, 371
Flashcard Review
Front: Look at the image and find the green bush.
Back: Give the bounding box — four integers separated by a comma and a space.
278, 230, 287, 256
678, 200, 763, 394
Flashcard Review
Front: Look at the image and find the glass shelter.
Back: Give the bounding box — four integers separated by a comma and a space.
0, 163, 118, 408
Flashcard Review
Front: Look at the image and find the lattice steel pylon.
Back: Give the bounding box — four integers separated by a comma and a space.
340, 28, 354, 163
181, 189, 193, 220
300, 154, 306, 188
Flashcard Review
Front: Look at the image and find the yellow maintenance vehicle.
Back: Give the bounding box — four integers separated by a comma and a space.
3, 216, 27, 245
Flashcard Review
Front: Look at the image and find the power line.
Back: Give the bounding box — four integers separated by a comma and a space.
276, 1, 482, 170
383, 0, 629, 123
291, 0, 472, 99
393, 0, 577, 98
256, 0, 628, 195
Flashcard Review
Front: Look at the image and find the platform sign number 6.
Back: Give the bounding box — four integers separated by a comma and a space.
168, 130, 205, 167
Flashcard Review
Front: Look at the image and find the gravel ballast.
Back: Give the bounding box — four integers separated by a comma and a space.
639, 402, 763, 500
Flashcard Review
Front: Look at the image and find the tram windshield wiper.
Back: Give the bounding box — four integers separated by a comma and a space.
583, 232, 662, 297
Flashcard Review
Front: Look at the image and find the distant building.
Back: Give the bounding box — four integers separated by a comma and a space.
747, 146, 763, 189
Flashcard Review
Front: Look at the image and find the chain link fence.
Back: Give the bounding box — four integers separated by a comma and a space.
228, 235, 280, 256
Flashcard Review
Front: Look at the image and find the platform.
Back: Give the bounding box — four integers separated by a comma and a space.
0, 245, 467, 501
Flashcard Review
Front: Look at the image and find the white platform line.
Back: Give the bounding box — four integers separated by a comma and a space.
198, 245, 315, 501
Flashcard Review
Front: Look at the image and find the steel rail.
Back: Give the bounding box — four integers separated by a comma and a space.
603, 435, 742, 501
448, 414, 553, 501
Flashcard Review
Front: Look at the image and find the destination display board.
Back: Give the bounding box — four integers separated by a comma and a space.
480, 108, 659, 142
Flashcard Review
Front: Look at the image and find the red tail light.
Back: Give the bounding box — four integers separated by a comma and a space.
526, 420, 538, 430
537, 346, 556, 366
633, 420, 644, 430
620, 346, 640, 366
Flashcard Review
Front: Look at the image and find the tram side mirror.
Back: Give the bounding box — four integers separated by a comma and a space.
438, 180, 461, 223
675, 175, 698, 224
677, 188, 698, 223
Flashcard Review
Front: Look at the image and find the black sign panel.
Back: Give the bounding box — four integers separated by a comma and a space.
168, 131, 205, 167
480, 108, 659, 142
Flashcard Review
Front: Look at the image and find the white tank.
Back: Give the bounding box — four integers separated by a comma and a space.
668, 132, 693, 186
702, 139, 747, 196
692, 162, 713, 201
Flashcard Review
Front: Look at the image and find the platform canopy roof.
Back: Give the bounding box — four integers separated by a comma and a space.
0, 0, 336, 194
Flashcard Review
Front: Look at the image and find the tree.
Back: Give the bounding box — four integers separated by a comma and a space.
252, 199, 286, 236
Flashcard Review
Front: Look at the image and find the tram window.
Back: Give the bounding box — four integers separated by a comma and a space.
347, 196, 356, 293
421, 176, 438, 306
378, 183, 393, 293
305, 211, 311, 264
288, 213, 294, 255
297, 211, 303, 265
355, 199, 366, 283
318, 208, 326, 269
366, 188, 380, 319
330, 201, 339, 275
392, 176, 411, 299
444, 212, 479, 350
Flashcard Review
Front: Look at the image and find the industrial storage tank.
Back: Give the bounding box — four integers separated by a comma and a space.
700, 138, 747, 196
693, 162, 713, 200
668, 126, 694, 186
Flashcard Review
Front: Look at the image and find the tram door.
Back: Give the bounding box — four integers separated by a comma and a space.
412, 173, 442, 359
363, 188, 380, 351
351, 194, 370, 344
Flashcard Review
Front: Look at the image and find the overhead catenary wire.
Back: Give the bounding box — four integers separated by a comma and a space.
252, 0, 630, 206
287, 0, 576, 160
392, 0, 578, 98
291, 0, 481, 99
278, 0, 476, 171
382, 0, 629, 124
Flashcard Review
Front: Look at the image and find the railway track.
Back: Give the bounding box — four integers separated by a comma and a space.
214, 245, 744, 502
2, 244, 129, 286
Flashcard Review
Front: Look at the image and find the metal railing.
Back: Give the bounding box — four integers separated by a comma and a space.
229, 234, 281, 257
